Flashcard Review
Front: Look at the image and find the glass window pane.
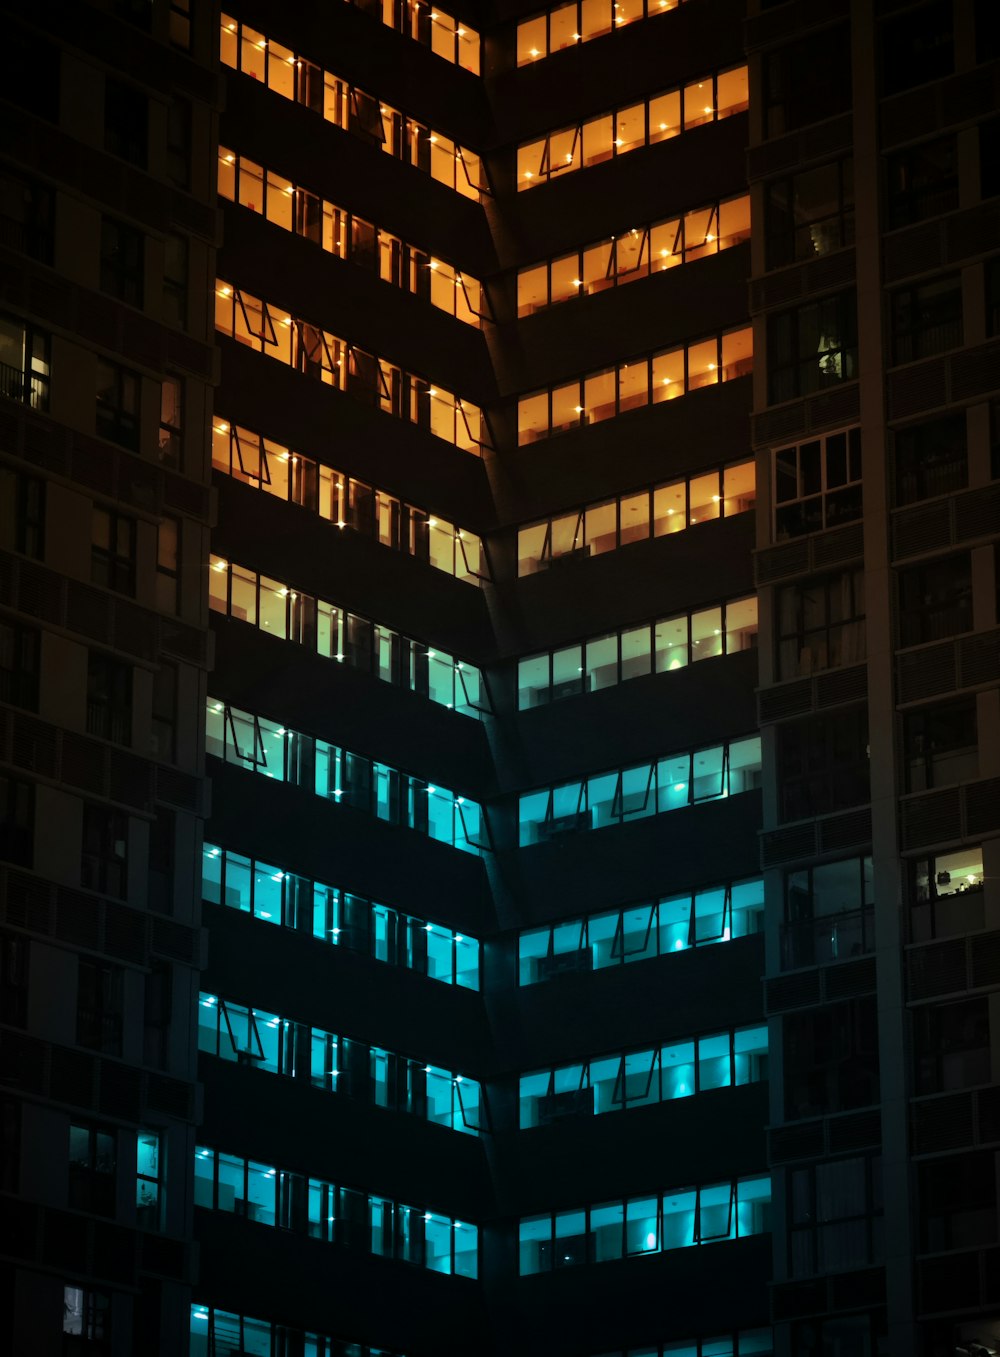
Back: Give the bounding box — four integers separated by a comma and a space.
657, 753, 690, 811
550, 253, 581, 306
582, 113, 614, 167
658, 893, 690, 953
585, 635, 618, 692
617, 358, 648, 414
722, 326, 753, 381
688, 338, 719, 390
698, 1032, 731, 1090
723, 461, 755, 515
654, 614, 688, 671
649, 90, 681, 143
662, 1188, 697, 1248
652, 345, 685, 401
619, 491, 650, 546
616, 103, 645, 154
584, 501, 616, 555
726, 596, 758, 653
591, 1201, 624, 1261
551, 382, 582, 435
518, 655, 550, 709
581, 0, 612, 39
690, 472, 721, 524
584, 368, 616, 424
519, 265, 548, 317
653, 479, 686, 533
518, 391, 548, 445
620, 624, 651, 681
691, 607, 723, 661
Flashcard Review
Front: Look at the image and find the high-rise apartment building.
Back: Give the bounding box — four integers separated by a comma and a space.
2, 0, 998, 1355
748, 3, 1000, 1355
0, 0, 218, 1352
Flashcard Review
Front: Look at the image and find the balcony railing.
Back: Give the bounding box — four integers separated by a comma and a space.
0, 362, 48, 411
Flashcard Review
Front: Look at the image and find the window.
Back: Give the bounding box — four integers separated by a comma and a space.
218, 147, 489, 329
91, 508, 136, 596
777, 708, 869, 822
516, 0, 687, 64
790, 1156, 883, 1277
517, 195, 751, 315
890, 275, 963, 364
914, 997, 990, 1095
887, 135, 958, 229
519, 1024, 768, 1127
148, 810, 174, 916
518, 329, 752, 443
519, 879, 764, 984
0, 928, 29, 1026
519, 1176, 771, 1273
0, 166, 54, 263
982, 116, 1000, 200
0, 620, 39, 709
212, 417, 488, 585
765, 160, 854, 270
911, 845, 985, 942
210, 555, 488, 718
199, 995, 484, 1134
68, 1123, 116, 1216
0, 28, 59, 122
143, 960, 171, 1069
516, 67, 748, 190
518, 462, 755, 574
881, 0, 953, 95
762, 26, 851, 138
776, 569, 865, 678
988, 256, 1000, 337
206, 698, 489, 856
518, 597, 757, 708
81, 805, 128, 899
163, 234, 187, 328
773, 428, 862, 540
0, 774, 34, 866
151, 663, 177, 763
170, 0, 192, 49
136, 1130, 163, 1229
219, 15, 485, 202
898, 552, 972, 647
519, 737, 762, 845
919, 1151, 997, 1252
782, 856, 874, 971
99, 217, 143, 307
62, 1287, 110, 1353
86, 652, 132, 746
0, 1094, 19, 1191
767, 292, 857, 404
783, 997, 879, 1120
0, 468, 45, 558
156, 517, 180, 614
204, 843, 480, 989
904, 698, 977, 792
104, 78, 147, 167
215, 281, 487, 456
0, 313, 50, 410
195, 1143, 478, 1275
76, 960, 124, 1055
893, 413, 966, 505
166, 98, 191, 189
158, 377, 183, 470
95, 360, 139, 451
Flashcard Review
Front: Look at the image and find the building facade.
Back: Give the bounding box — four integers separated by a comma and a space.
1, 0, 998, 1355
0, 0, 218, 1352
748, 2, 1000, 1354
